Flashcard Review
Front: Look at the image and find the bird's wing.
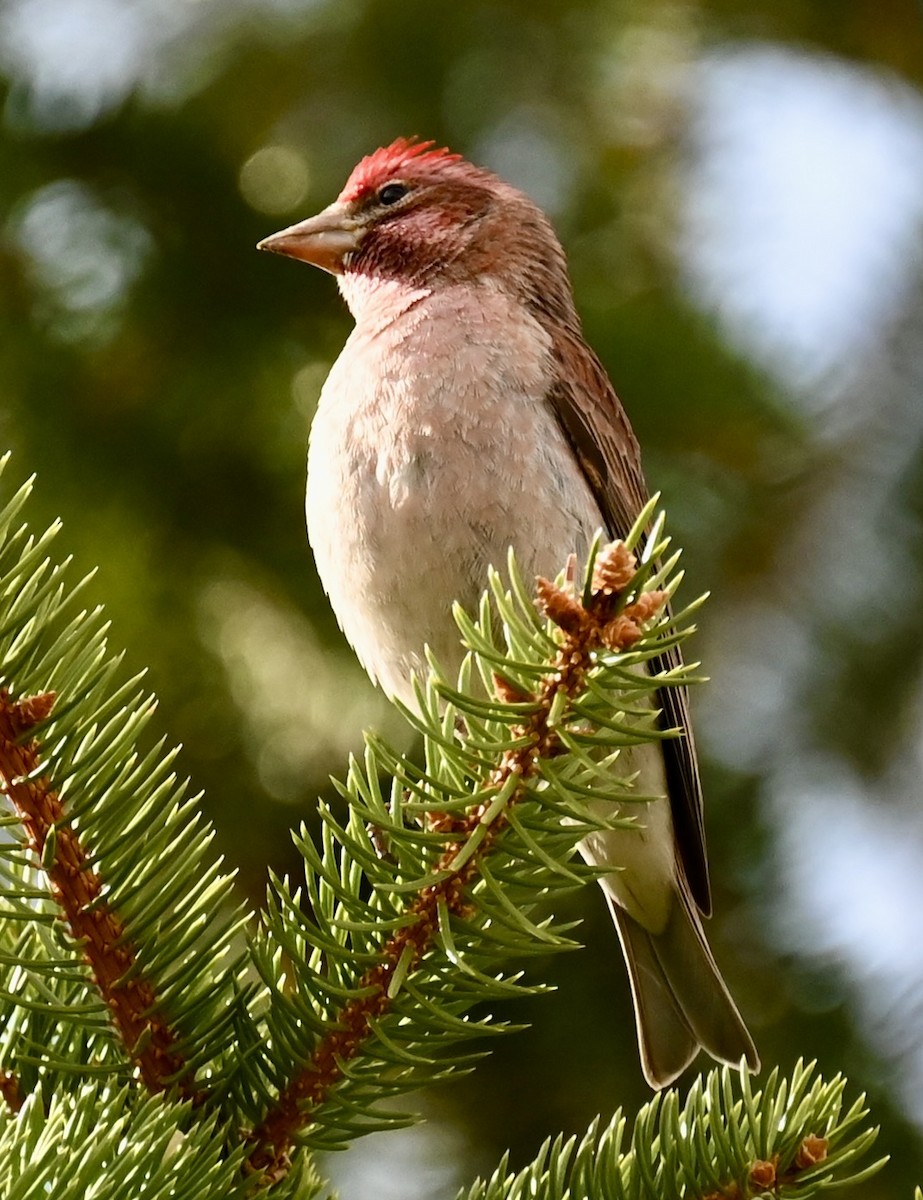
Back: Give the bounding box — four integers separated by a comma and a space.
546, 323, 711, 914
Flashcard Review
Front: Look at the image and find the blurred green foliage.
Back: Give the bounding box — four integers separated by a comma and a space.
2, 0, 923, 1195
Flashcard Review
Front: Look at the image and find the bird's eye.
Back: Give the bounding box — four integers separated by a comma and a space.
377, 183, 409, 206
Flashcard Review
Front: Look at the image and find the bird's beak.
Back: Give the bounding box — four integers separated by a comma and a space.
257, 203, 362, 275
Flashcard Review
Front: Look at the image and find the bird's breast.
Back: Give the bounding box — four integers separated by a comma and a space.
306, 283, 602, 704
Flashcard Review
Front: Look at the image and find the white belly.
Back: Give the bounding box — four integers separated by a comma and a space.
306, 285, 601, 705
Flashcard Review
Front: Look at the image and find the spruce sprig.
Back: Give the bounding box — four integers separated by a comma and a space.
245, 502, 706, 1174
0, 1083, 243, 1199
0, 457, 892, 1198
462, 1060, 885, 1200
0, 456, 254, 1110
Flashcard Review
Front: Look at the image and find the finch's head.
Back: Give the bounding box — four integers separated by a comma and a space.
258, 138, 574, 315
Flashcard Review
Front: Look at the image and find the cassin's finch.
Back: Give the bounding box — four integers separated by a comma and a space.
259, 138, 758, 1088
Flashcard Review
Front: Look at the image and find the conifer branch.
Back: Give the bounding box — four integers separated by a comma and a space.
0, 458, 246, 1113
0, 688, 199, 1100
246, 541, 667, 1180
0, 461, 896, 1200
462, 1061, 885, 1200
0, 1082, 244, 1198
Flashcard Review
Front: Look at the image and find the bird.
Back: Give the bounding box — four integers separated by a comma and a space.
257, 137, 759, 1088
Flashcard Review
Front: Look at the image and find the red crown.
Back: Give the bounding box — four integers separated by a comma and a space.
339, 138, 462, 202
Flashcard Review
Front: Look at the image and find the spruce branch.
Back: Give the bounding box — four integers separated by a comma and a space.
0, 1082, 244, 1199
246, 514, 682, 1180
0, 456, 252, 1116
461, 1061, 885, 1200
0, 687, 198, 1098
0, 458, 896, 1200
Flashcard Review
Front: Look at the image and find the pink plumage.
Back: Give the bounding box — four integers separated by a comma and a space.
338, 137, 461, 202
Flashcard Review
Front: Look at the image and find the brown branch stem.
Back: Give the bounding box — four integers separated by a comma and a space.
0, 1070, 22, 1114
247, 543, 664, 1182
0, 688, 199, 1101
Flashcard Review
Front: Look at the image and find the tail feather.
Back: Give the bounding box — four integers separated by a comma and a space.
608, 892, 760, 1089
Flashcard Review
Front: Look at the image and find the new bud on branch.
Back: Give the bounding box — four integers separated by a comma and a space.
259, 137, 758, 1088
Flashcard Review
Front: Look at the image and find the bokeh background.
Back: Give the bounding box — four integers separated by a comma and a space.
2, 0, 923, 1195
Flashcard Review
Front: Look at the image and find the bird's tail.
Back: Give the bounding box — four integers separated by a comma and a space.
607, 890, 760, 1089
